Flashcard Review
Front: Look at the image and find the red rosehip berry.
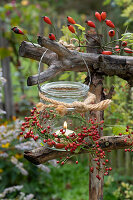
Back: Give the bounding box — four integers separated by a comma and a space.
21, 126, 25, 131
76, 161, 78, 164
49, 33, 56, 40
67, 25, 75, 33
90, 167, 94, 173
61, 161, 64, 165
41, 130, 44, 134
101, 12, 106, 20
105, 20, 115, 28
108, 30, 115, 37
11, 27, 24, 35
122, 41, 127, 47
102, 51, 112, 55
104, 172, 108, 176
124, 139, 127, 143
52, 141, 55, 145
124, 48, 133, 54
95, 12, 101, 22
96, 175, 101, 180
100, 120, 104, 124
85, 20, 96, 28
42, 16, 52, 25
54, 143, 65, 149
115, 45, 120, 52
67, 16, 76, 24
34, 136, 38, 141
47, 142, 53, 147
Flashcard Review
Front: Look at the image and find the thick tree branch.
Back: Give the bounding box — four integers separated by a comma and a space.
19, 39, 133, 86
27, 63, 63, 86
38, 36, 72, 57
19, 41, 57, 66
24, 135, 132, 165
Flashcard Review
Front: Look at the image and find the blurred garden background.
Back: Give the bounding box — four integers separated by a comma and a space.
0, 0, 133, 199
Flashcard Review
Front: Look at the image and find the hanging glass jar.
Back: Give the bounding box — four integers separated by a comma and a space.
38, 81, 90, 150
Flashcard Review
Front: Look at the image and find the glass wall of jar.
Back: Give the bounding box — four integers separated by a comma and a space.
39, 81, 90, 150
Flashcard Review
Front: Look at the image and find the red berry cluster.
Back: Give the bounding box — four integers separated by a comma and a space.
20, 108, 114, 180
12, 12, 133, 55
42, 12, 132, 55
123, 126, 133, 152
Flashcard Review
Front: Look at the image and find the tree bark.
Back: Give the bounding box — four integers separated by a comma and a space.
24, 135, 132, 165
19, 39, 133, 86
86, 34, 104, 200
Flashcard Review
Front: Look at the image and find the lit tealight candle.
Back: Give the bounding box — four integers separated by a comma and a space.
55, 121, 73, 136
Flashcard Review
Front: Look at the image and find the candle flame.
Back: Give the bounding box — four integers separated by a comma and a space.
63, 121, 67, 129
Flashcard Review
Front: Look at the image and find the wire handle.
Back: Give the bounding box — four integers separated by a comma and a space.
80, 54, 91, 87
37, 49, 48, 92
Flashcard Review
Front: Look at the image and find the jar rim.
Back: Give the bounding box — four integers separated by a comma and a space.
40, 81, 89, 98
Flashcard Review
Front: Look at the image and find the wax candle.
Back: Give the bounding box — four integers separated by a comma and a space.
55, 121, 73, 136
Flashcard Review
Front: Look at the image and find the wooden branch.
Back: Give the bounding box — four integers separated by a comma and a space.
27, 64, 63, 86
24, 135, 132, 165
38, 36, 72, 57
19, 39, 133, 86
19, 41, 57, 66
105, 86, 115, 99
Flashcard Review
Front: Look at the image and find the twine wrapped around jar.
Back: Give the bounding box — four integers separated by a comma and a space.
36, 91, 112, 116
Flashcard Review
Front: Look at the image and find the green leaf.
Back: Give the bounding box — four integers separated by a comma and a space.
75, 24, 85, 31
112, 125, 127, 135
59, 72, 70, 81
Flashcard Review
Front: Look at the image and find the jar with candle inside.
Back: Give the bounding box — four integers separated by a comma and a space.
38, 81, 90, 151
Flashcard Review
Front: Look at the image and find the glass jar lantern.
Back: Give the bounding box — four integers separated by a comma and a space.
39, 81, 90, 150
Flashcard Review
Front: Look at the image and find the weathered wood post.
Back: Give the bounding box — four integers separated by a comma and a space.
86, 34, 104, 200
